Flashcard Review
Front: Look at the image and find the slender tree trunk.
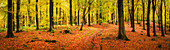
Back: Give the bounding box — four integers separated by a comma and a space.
158, 13, 161, 31
96, 10, 98, 24
128, 0, 131, 25
160, 0, 164, 36
28, 0, 31, 27
59, 7, 61, 25
16, 0, 20, 32
111, 3, 114, 24
6, 0, 14, 38
12, 1, 15, 31
142, 0, 145, 30
63, 10, 65, 24
70, 0, 73, 26
169, 10, 170, 31
49, 0, 53, 31
99, 1, 102, 25
111, 13, 114, 24
152, 0, 156, 36
91, 13, 93, 23
77, 0, 79, 26
36, 0, 39, 30
56, 4, 58, 25
23, 16, 25, 26
164, 0, 167, 34
116, 16, 117, 25
75, 8, 77, 25
80, 8, 86, 31
88, 2, 91, 26
147, 0, 151, 37
117, 0, 129, 40
78, 9, 80, 26
137, 8, 139, 23
132, 0, 135, 32
40, 6, 41, 23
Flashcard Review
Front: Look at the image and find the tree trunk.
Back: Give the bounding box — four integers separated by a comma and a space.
99, 1, 102, 25
160, 0, 164, 36
147, 0, 151, 37
49, 0, 53, 31
77, 0, 80, 26
78, 9, 80, 26
6, 0, 14, 38
70, 0, 73, 26
28, 0, 31, 27
131, 0, 135, 32
35, 0, 39, 28
169, 10, 170, 31
117, 0, 129, 40
164, 0, 167, 34
23, 16, 25, 26
56, 5, 58, 25
16, 0, 20, 32
12, 1, 15, 31
80, 8, 86, 31
75, 8, 77, 25
96, 10, 98, 24
88, 2, 91, 26
128, 0, 131, 25
137, 8, 139, 23
111, 13, 114, 24
152, 0, 156, 36
142, 0, 145, 30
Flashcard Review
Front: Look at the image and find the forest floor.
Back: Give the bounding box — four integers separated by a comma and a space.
0, 22, 170, 50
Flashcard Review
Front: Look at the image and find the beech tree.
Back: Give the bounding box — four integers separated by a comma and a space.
16, 0, 20, 32
152, 0, 156, 36
6, 0, 14, 38
117, 0, 129, 40
147, 0, 151, 37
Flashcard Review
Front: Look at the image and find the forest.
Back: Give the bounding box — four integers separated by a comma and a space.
0, 0, 170, 49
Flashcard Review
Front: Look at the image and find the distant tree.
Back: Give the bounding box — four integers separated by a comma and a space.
88, 0, 91, 26
142, 0, 145, 30
74, 7, 77, 25
28, 0, 31, 27
131, 0, 135, 32
152, 0, 157, 36
80, 0, 93, 31
49, 0, 53, 31
12, 0, 15, 31
117, 0, 129, 40
70, 0, 73, 26
164, 0, 167, 34
160, 0, 164, 36
22, 16, 25, 26
96, 10, 98, 24
111, 3, 114, 24
99, 0, 102, 25
169, 10, 170, 31
56, 3, 58, 25
16, 0, 20, 32
77, 0, 80, 26
147, 0, 151, 37
6, 0, 14, 38
36, 0, 39, 30
136, 0, 139, 23
80, 8, 87, 31
128, 0, 131, 25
